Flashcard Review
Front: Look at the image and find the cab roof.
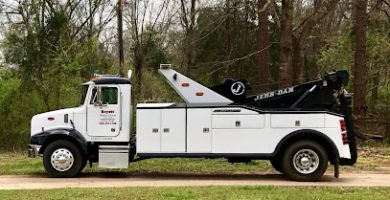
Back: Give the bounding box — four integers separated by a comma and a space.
82, 77, 131, 85
92, 77, 131, 85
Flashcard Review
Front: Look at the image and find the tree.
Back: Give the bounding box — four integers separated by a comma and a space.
353, 0, 368, 117
179, 0, 197, 73
0, 0, 115, 150
292, 0, 340, 84
257, 0, 271, 91
222, 0, 236, 76
278, 0, 293, 87
142, 26, 169, 71
117, 0, 125, 77
369, 0, 384, 111
124, 0, 172, 97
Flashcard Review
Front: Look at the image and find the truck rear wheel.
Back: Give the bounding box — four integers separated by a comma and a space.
43, 140, 85, 178
281, 140, 328, 181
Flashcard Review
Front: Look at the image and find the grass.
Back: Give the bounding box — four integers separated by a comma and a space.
360, 140, 390, 148
0, 151, 274, 175
1, 146, 390, 175
345, 146, 390, 172
0, 152, 45, 175
0, 186, 390, 200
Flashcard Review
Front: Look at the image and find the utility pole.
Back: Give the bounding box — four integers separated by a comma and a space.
117, 0, 124, 77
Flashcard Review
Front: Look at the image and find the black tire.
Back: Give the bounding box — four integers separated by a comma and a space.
270, 157, 283, 173
81, 157, 88, 171
43, 140, 85, 178
281, 140, 328, 181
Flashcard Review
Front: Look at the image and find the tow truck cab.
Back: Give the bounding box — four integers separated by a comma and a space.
29, 64, 357, 181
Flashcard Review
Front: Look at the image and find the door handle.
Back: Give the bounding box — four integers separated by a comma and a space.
163, 128, 170, 133
152, 128, 159, 133
235, 121, 241, 127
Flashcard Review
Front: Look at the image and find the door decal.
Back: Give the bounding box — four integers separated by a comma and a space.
99, 109, 117, 125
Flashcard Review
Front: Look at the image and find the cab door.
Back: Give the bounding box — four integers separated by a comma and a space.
87, 85, 121, 137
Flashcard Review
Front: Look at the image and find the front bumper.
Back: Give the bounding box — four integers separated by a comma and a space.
28, 144, 42, 158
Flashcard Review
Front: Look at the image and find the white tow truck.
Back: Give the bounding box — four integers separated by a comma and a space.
29, 64, 357, 181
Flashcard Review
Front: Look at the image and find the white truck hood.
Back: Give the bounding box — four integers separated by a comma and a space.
31, 108, 75, 136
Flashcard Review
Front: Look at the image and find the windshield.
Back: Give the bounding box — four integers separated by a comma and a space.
79, 85, 89, 106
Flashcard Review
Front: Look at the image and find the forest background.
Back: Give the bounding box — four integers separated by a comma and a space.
0, 0, 389, 150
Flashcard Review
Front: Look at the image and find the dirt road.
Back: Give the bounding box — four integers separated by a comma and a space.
0, 172, 389, 190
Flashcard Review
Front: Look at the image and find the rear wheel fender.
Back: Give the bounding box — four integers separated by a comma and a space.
274, 129, 339, 163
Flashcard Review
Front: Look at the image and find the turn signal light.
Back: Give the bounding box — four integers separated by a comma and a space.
340, 119, 346, 132
182, 83, 190, 87
48, 117, 55, 121
196, 92, 204, 96
340, 119, 348, 144
342, 133, 349, 144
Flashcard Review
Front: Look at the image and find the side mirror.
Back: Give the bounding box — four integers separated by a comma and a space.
93, 86, 103, 107
127, 70, 132, 80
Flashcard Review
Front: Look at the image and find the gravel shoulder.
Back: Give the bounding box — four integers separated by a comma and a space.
1, 172, 390, 190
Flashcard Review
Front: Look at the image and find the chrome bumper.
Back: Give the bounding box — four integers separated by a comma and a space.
28, 144, 42, 158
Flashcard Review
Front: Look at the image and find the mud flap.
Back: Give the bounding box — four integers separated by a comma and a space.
334, 157, 339, 178
339, 95, 358, 166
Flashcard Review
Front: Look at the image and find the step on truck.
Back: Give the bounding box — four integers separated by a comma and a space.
28, 64, 357, 181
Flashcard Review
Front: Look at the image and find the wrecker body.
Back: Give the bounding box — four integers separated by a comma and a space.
29, 64, 357, 181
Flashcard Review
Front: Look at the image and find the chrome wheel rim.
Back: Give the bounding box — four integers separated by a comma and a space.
51, 148, 74, 172
293, 149, 319, 174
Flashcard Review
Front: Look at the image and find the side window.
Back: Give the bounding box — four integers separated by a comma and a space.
90, 87, 118, 105
101, 87, 118, 104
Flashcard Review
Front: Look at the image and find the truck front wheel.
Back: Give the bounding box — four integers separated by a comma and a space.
281, 140, 328, 181
43, 140, 85, 178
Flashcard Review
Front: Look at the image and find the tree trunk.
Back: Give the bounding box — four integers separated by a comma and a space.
278, 0, 293, 87
242, 0, 251, 79
134, 44, 144, 99
223, 0, 234, 77
292, 36, 305, 84
188, 0, 196, 72
88, 0, 94, 38
370, 0, 383, 112
257, 0, 270, 92
180, 0, 196, 74
117, 0, 125, 77
353, 0, 368, 117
